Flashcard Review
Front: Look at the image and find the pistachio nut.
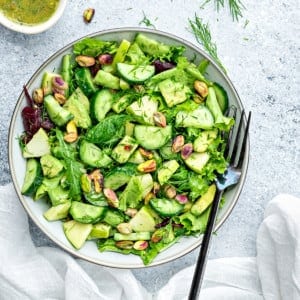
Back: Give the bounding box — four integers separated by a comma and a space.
172, 135, 185, 153
137, 159, 157, 173
83, 8, 95, 23
163, 184, 176, 199
153, 111, 167, 128
103, 188, 119, 208
98, 53, 113, 65
117, 223, 132, 235
32, 88, 44, 104
181, 143, 193, 160
125, 208, 138, 218
139, 147, 153, 159
115, 240, 134, 250
75, 55, 96, 67
133, 240, 149, 251
194, 80, 208, 98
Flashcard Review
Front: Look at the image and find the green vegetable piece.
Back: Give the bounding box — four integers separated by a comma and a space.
114, 232, 151, 241
175, 105, 214, 129
184, 152, 210, 174
21, 158, 43, 195
128, 149, 145, 164
119, 176, 143, 211
185, 65, 212, 86
43, 201, 71, 221
213, 82, 229, 114
150, 198, 184, 217
69, 202, 107, 224
34, 176, 61, 200
112, 94, 133, 113
125, 42, 146, 64
129, 206, 156, 232
159, 79, 191, 107
94, 70, 120, 89
104, 163, 137, 190
23, 128, 51, 158
63, 87, 91, 129
79, 140, 112, 168
191, 184, 216, 216
193, 130, 218, 153
63, 220, 93, 249
117, 63, 155, 84
74, 67, 98, 97
111, 135, 138, 164
44, 95, 73, 127
48, 185, 70, 206
91, 89, 114, 121
198, 59, 210, 74
84, 191, 108, 207
206, 87, 234, 131
40, 154, 64, 178
126, 95, 158, 125
89, 223, 111, 239
157, 160, 180, 185
134, 125, 172, 150
61, 54, 73, 98
112, 39, 131, 70
138, 174, 154, 198
103, 209, 125, 227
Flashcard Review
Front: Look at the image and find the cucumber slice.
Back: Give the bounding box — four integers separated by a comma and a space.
90, 223, 111, 239
213, 83, 229, 113
117, 63, 155, 83
21, 158, 43, 195
69, 202, 107, 224
114, 232, 151, 241
91, 89, 114, 121
150, 198, 184, 217
43, 201, 71, 221
134, 125, 172, 150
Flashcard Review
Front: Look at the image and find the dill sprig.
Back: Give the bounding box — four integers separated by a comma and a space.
189, 15, 226, 73
201, 0, 245, 21
139, 11, 156, 28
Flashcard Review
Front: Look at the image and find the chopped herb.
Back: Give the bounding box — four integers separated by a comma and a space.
139, 11, 156, 28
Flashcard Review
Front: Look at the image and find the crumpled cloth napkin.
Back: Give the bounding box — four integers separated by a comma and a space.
0, 184, 299, 300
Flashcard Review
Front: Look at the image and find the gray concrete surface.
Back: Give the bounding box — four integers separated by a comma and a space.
0, 0, 299, 294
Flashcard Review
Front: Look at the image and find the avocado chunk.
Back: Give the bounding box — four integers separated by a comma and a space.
129, 206, 156, 232
43, 201, 71, 221
40, 154, 64, 178
79, 140, 112, 168
63, 88, 91, 129
93, 70, 120, 89
159, 79, 191, 107
134, 125, 172, 150
138, 174, 154, 198
193, 130, 218, 153
63, 220, 93, 249
89, 223, 111, 239
114, 232, 151, 241
157, 160, 180, 185
44, 95, 73, 127
48, 185, 70, 206
126, 95, 158, 125
128, 149, 145, 164
191, 184, 217, 216
23, 128, 51, 158
69, 202, 107, 224
184, 152, 210, 174
111, 135, 139, 164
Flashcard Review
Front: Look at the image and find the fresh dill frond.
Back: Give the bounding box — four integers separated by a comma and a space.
201, 0, 245, 22
189, 15, 226, 73
139, 11, 156, 28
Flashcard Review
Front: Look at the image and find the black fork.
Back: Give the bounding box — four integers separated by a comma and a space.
188, 109, 252, 300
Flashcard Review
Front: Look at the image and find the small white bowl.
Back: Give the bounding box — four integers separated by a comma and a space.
0, 0, 67, 34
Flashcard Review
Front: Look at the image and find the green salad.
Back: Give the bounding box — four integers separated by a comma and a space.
20, 33, 234, 265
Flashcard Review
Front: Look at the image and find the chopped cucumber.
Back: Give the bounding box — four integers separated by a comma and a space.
21, 158, 43, 195
91, 89, 114, 121
134, 125, 172, 150
117, 63, 155, 83
150, 198, 184, 217
44, 201, 71, 221
114, 232, 151, 241
213, 82, 228, 114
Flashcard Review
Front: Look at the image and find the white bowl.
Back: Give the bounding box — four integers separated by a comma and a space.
0, 0, 67, 34
9, 28, 249, 268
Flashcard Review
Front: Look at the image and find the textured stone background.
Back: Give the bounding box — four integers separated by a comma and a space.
0, 0, 299, 293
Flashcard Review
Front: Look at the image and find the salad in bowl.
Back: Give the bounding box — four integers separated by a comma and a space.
9, 28, 247, 268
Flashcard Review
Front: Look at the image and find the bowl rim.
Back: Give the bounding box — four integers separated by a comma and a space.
8, 27, 249, 268
0, 0, 67, 34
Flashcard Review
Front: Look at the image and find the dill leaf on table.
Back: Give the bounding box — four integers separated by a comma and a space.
201, 0, 245, 21
189, 15, 226, 73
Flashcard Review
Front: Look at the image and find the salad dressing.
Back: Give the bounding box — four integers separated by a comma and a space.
0, 0, 59, 25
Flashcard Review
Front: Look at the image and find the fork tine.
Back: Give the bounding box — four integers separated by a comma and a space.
229, 110, 245, 164
223, 106, 237, 158
237, 111, 251, 168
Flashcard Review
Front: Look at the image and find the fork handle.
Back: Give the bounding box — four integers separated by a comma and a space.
188, 189, 223, 300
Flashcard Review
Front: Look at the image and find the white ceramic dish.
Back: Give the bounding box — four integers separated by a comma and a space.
9, 28, 249, 268
0, 0, 67, 34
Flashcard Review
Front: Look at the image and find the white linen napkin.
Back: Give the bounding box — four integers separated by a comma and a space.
0, 184, 299, 300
